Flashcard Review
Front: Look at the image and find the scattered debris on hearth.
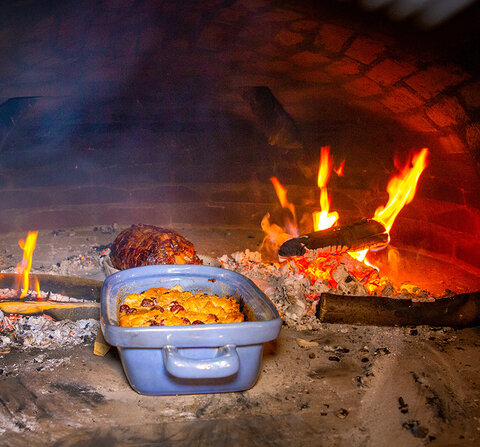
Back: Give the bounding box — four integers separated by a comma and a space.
402, 419, 429, 438
398, 397, 409, 414
3, 356, 72, 377
335, 408, 349, 418
93, 223, 119, 234
42, 252, 102, 277
0, 312, 98, 351
2, 249, 103, 278
296, 338, 319, 348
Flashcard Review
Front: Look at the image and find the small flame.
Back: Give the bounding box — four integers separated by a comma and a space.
16, 231, 38, 299
334, 160, 345, 177
312, 147, 339, 231
259, 213, 292, 261
270, 177, 298, 236
374, 148, 429, 232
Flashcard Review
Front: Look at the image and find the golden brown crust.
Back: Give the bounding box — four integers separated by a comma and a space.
110, 224, 202, 270
119, 285, 244, 327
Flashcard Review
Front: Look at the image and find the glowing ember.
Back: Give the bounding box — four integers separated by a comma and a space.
15, 231, 39, 299
312, 147, 339, 231
373, 148, 429, 232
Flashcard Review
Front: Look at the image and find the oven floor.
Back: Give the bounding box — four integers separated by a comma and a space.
1, 325, 480, 446
1, 226, 480, 446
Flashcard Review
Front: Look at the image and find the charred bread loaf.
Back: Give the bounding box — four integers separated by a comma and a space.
110, 224, 202, 270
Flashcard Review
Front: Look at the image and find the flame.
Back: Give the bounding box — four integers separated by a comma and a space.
259, 213, 292, 261
374, 148, 429, 232
312, 147, 339, 231
334, 160, 345, 176
270, 177, 299, 236
16, 231, 38, 299
260, 147, 429, 296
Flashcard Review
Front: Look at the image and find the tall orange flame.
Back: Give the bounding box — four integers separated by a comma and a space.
313, 147, 339, 231
374, 148, 429, 232
16, 231, 38, 298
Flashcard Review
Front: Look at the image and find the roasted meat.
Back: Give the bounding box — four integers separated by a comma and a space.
110, 224, 202, 270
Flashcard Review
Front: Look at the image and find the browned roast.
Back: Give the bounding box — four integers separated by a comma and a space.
110, 224, 202, 270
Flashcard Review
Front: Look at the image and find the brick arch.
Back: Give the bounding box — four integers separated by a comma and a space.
0, 0, 478, 272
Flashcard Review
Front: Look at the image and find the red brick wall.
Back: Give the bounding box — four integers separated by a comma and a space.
0, 0, 478, 269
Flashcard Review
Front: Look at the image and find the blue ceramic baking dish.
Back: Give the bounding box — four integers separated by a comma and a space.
100, 264, 282, 395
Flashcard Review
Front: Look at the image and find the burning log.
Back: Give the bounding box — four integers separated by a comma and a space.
316, 292, 480, 328
278, 219, 389, 257
0, 300, 99, 321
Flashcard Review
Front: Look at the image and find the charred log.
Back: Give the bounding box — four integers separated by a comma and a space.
316, 292, 480, 328
279, 219, 388, 257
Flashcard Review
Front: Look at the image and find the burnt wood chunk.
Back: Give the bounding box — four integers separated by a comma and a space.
279, 219, 388, 257
242, 86, 303, 149
316, 292, 480, 328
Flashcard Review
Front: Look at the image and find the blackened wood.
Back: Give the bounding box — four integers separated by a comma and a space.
316, 292, 480, 327
278, 219, 388, 257
0, 273, 102, 302
242, 86, 303, 149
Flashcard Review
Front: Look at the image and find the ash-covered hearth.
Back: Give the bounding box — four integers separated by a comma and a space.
1, 226, 480, 446
1, 0, 480, 444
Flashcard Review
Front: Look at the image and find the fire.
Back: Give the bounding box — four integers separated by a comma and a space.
374, 148, 429, 232
15, 231, 38, 298
312, 147, 339, 231
260, 146, 429, 296
270, 177, 298, 236
334, 159, 345, 177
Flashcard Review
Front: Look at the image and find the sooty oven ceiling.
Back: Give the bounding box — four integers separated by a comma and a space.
0, 0, 479, 276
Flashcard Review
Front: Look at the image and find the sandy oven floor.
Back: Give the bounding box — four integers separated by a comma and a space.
0, 226, 480, 446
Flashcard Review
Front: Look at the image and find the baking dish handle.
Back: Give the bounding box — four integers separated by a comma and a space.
163, 345, 240, 379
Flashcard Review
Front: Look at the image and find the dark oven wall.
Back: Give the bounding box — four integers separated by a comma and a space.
0, 0, 479, 272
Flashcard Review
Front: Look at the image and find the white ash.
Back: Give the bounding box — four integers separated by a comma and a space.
219, 250, 328, 330
1, 250, 103, 278
0, 313, 98, 351
1, 356, 71, 378
0, 288, 89, 303
37, 251, 103, 277
332, 264, 368, 296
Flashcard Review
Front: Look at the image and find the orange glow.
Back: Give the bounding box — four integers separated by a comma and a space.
34, 277, 41, 299
334, 160, 345, 176
16, 231, 38, 299
313, 147, 339, 231
259, 213, 292, 261
374, 148, 429, 232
